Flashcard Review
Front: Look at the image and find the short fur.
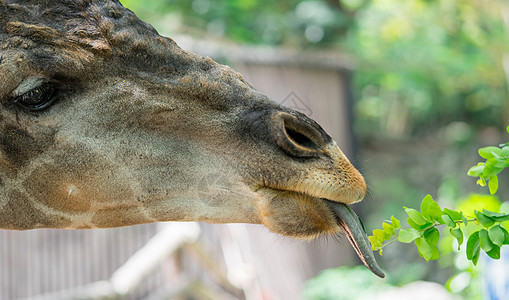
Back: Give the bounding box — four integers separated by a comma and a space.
0, 0, 366, 238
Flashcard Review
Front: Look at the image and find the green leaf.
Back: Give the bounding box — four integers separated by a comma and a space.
420, 194, 442, 222
442, 214, 456, 228
443, 208, 462, 221
415, 237, 432, 261
483, 164, 504, 178
450, 228, 463, 250
382, 222, 395, 236
482, 209, 509, 222
420, 195, 432, 221
404, 207, 427, 226
406, 217, 431, 230
430, 244, 440, 260
479, 146, 501, 159
406, 217, 422, 230
488, 174, 498, 195
373, 229, 391, 241
486, 245, 501, 260
490, 158, 508, 168
501, 146, 509, 156
474, 210, 495, 227
507, 125, 509, 134
501, 226, 509, 245
466, 231, 480, 265
390, 216, 401, 229
472, 245, 480, 265
415, 237, 438, 261
369, 236, 380, 250
502, 146, 509, 157
462, 215, 469, 227
398, 228, 421, 243
489, 225, 505, 247
479, 229, 494, 252
423, 227, 440, 246
467, 165, 484, 177
371, 229, 383, 244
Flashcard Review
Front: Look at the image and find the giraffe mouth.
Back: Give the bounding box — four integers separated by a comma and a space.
324, 200, 385, 278
259, 187, 384, 278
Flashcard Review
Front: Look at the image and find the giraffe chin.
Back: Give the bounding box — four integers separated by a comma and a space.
257, 189, 384, 278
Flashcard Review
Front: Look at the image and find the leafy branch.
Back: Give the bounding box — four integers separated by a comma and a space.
467, 128, 509, 195
369, 126, 509, 265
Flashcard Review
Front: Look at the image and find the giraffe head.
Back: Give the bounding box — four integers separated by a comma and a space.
0, 0, 383, 277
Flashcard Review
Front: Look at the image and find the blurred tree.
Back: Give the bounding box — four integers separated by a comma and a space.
122, 0, 508, 139
351, 0, 509, 138
122, 0, 363, 46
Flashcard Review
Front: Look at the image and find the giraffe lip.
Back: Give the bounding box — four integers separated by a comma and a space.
259, 186, 384, 277
325, 200, 385, 278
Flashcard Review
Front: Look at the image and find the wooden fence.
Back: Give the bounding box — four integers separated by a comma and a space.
0, 224, 163, 299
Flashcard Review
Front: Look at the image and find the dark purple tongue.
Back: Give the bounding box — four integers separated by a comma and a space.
326, 201, 385, 278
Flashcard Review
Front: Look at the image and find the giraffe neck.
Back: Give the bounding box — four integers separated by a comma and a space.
0, 160, 260, 230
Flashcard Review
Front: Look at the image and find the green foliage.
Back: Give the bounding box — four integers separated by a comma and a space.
122, 0, 508, 138
449, 227, 463, 249
370, 194, 509, 265
122, 0, 359, 46
304, 266, 393, 300
467, 126, 509, 195
370, 126, 509, 267
353, 0, 507, 138
466, 231, 481, 265
396, 228, 419, 243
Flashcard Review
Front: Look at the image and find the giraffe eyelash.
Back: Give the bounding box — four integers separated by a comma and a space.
12, 82, 58, 111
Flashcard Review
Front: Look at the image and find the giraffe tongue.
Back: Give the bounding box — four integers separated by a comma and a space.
326, 201, 385, 278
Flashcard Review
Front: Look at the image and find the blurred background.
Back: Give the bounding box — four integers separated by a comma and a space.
2, 0, 509, 299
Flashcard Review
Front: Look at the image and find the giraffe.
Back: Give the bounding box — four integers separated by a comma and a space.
0, 0, 384, 277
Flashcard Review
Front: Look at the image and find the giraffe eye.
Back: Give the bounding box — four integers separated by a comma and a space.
14, 83, 57, 111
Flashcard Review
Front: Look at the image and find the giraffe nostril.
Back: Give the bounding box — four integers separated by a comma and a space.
271, 111, 328, 158
284, 123, 320, 150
